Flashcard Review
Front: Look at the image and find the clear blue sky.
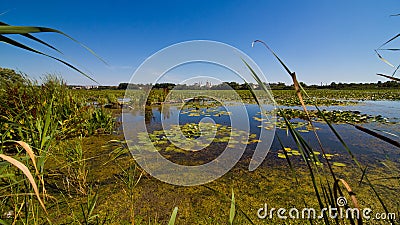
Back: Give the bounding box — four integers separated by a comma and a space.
1, 0, 399, 85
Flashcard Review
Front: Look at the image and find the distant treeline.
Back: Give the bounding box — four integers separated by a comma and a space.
1, 67, 398, 91
116, 80, 399, 90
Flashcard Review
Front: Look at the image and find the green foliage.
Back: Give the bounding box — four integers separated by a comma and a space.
0, 70, 115, 142
63, 137, 89, 195
0, 69, 115, 224
86, 108, 115, 135
0, 68, 25, 86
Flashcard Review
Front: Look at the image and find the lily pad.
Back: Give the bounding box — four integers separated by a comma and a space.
277, 153, 287, 159
291, 150, 301, 156
332, 162, 346, 167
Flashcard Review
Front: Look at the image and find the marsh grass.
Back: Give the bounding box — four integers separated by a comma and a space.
248, 40, 398, 224
0, 70, 115, 224
62, 137, 89, 196
115, 159, 143, 224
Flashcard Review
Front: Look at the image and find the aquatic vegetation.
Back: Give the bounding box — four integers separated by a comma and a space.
277, 147, 346, 168
273, 89, 400, 102
276, 108, 393, 124
135, 122, 259, 153
122, 88, 400, 107
181, 105, 232, 117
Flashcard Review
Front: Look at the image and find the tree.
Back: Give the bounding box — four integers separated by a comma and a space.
0, 68, 25, 86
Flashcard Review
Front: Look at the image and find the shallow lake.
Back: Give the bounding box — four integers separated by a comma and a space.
119, 101, 400, 168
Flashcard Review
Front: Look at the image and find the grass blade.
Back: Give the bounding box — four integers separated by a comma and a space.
0, 154, 47, 213
349, 123, 400, 148
13, 141, 39, 175
252, 40, 309, 116
0, 24, 107, 65
252, 40, 293, 75
0, 34, 98, 83
229, 188, 235, 225
0, 22, 62, 54
375, 50, 395, 67
391, 63, 400, 76
378, 33, 400, 48
333, 179, 361, 224
378, 48, 400, 51
168, 207, 178, 225
204, 185, 255, 225
377, 73, 400, 81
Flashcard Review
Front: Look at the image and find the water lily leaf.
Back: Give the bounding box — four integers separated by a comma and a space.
323, 153, 334, 159
277, 153, 287, 159
291, 150, 301, 156
315, 161, 323, 166
284, 147, 292, 152
333, 162, 346, 167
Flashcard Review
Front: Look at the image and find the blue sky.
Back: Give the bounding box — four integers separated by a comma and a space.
1, 0, 399, 85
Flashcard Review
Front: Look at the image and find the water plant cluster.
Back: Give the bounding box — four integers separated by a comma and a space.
276, 147, 345, 167
123, 89, 400, 106
135, 122, 260, 154
277, 108, 393, 124
181, 107, 232, 117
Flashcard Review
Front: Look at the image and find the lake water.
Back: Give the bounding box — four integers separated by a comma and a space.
119, 101, 400, 168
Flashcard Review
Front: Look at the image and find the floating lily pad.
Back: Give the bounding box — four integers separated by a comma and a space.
332, 162, 346, 167
291, 150, 301, 156
323, 154, 334, 159
134, 122, 262, 153
315, 161, 323, 166
277, 153, 287, 159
